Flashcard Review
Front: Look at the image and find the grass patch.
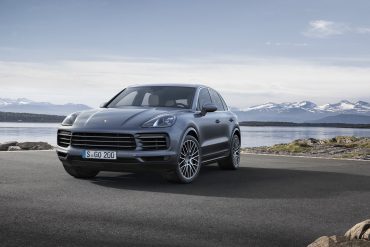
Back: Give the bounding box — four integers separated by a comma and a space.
245, 136, 370, 160
269, 143, 311, 153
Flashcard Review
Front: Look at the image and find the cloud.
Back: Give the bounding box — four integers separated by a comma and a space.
303, 20, 350, 38
303, 20, 370, 38
356, 27, 370, 34
265, 42, 308, 47
0, 57, 370, 108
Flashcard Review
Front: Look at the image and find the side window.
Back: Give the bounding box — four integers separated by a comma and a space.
197, 88, 212, 110
209, 89, 225, 111
219, 94, 228, 111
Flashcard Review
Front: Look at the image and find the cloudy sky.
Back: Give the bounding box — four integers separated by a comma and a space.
1, 0, 370, 108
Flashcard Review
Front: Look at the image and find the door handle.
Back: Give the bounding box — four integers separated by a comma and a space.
215, 119, 220, 124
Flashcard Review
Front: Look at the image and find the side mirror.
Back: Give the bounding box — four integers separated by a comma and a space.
201, 103, 217, 115
100, 102, 107, 108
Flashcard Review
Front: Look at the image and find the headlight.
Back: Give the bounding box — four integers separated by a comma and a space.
62, 112, 80, 126
142, 114, 176, 128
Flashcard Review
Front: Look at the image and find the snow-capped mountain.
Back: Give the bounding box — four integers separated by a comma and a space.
0, 98, 92, 115
244, 101, 318, 113
244, 100, 370, 113
316, 100, 370, 113
235, 100, 370, 123
0, 98, 40, 106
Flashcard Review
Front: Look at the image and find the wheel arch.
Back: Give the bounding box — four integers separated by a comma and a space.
232, 127, 241, 140
184, 127, 199, 142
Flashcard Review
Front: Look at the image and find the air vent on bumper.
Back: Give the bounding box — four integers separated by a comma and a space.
137, 134, 168, 150
57, 130, 72, 147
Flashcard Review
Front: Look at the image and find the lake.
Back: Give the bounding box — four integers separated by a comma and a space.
1, 122, 370, 147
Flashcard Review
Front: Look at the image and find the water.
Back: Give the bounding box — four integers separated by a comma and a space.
1, 123, 370, 147
240, 126, 370, 147
0, 122, 60, 146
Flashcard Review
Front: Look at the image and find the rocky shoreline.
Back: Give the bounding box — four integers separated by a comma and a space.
1, 136, 370, 160
308, 219, 370, 246
241, 136, 370, 160
0, 141, 53, 151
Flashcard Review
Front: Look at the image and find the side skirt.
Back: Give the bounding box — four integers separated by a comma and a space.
201, 149, 230, 165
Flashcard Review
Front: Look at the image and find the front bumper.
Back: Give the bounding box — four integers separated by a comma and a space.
56, 127, 183, 172
57, 148, 178, 172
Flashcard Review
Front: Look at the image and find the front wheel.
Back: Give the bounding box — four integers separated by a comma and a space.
164, 135, 201, 183
63, 164, 99, 179
218, 134, 240, 170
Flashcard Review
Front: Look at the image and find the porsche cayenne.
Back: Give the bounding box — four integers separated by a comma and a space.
56, 84, 240, 183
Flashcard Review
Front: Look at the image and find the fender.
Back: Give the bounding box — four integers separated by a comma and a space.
181, 126, 200, 143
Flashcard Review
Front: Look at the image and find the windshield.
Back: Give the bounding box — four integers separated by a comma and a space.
107, 86, 196, 109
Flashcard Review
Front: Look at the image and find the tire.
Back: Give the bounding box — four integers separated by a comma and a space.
164, 135, 201, 183
63, 164, 99, 179
218, 134, 240, 170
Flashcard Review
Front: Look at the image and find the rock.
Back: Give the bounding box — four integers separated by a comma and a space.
239, 136, 369, 160
329, 149, 346, 155
8, 146, 21, 151
17, 142, 53, 150
309, 220, 370, 246
318, 139, 330, 145
308, 235, 370, 247
308, 138, 319, 145
307, 235, 346, 247
345, 219, 370, 240
0, 141, 18, 151
293, 139, 313, 147
364, 229, 370, 240
334, 136, 359, 144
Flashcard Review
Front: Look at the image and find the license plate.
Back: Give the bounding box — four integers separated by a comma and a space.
83, 150, 117, 160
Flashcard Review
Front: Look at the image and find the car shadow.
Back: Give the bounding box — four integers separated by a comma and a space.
90, 165, 370, 199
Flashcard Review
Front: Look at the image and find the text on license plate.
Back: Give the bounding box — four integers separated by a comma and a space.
83, 150, 117, 160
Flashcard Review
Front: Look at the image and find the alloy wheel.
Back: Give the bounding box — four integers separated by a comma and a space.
179, 139, 200, 179
232, 136, 241, 168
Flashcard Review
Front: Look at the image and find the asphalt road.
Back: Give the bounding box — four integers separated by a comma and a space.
1, 151, 370, 247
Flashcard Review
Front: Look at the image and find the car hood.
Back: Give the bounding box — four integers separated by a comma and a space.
73, 107, 186, 129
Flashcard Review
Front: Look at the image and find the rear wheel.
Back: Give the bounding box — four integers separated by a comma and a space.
218, 134, 240, 170
164, 135, 201, 183
63, 164, 99, 179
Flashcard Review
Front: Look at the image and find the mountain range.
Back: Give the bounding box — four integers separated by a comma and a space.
1, 98, 370, 124
233, 100, 370, 123
0, 98, 92, 116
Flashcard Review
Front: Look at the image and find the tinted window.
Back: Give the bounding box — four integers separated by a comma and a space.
209, 89, 225, 111
220, 94, 228, 111
197, 88, 212, 110
107, 86, 196, 109
115, 91, 138, 107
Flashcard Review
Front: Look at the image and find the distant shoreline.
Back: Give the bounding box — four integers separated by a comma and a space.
0, 111, 64, 123
240, 121, 370, 129
1, 111, 370, 128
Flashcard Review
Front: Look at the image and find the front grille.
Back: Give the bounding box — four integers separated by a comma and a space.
137, 134, 168, 150
71, 132, 136, 150
57, 130, 72, 147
